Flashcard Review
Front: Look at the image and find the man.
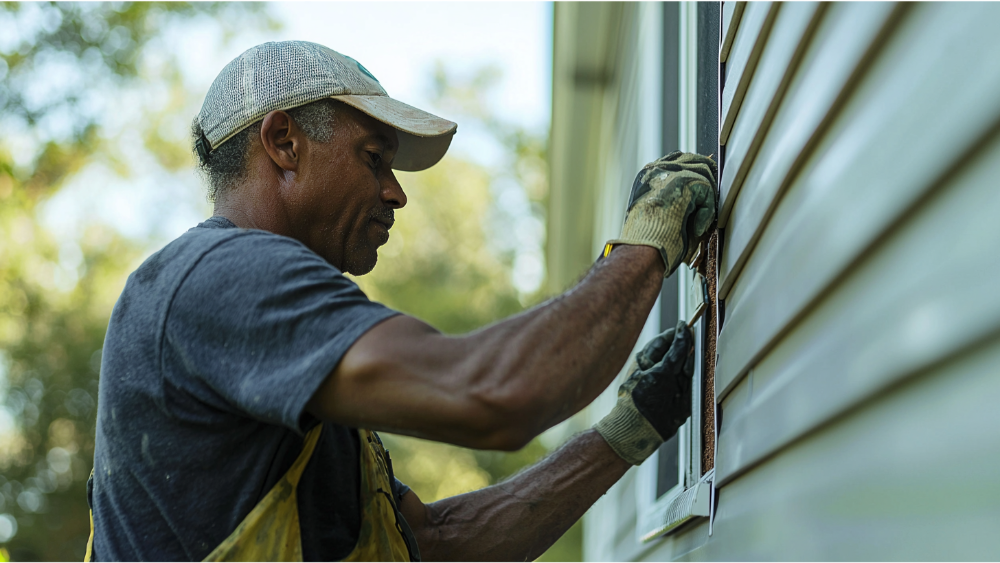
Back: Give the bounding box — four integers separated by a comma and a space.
87, 41, 716, 561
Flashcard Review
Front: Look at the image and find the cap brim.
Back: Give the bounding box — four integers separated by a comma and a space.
332, 94, 457, 172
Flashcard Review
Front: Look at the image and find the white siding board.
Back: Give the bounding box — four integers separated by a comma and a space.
716, 124, 1000, 485
717, 366, 751, 439
717, 2, 822, 227
695, 333, 1000, 560
719, 2, 776, 145
638, 519, 710, 562
612, 471, 639, 553
718, 2, 897, 297
715, 2, 1000, 399
586, 470, 628, 561
593, 467, 702, 563
719, 2, 745, 63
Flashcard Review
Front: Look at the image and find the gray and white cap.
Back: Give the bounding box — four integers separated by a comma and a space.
195, 40, 457, 172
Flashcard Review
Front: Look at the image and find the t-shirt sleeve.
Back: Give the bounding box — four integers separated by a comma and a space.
164, 232, 398, 432
392, 478, 412, 504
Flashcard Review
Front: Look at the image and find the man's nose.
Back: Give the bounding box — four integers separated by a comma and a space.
381, 171, 407, 209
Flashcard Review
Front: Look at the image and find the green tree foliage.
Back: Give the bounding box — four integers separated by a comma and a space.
0, 4, 275, 560
0, 190, 143, 561
0, 2, 277, 197
426, 62, 551, 304
0, 4, 579, 560
357, 159, 525, 334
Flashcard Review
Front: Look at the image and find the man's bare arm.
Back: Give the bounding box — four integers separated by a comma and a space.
399, 429, 630, 562
306, 245, 664, 449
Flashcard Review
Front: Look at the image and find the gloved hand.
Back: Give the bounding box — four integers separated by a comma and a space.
594, 321, 694, 465
606, 151, 717, 277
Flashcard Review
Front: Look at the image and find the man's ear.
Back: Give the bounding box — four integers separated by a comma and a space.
260, 110, 302, 172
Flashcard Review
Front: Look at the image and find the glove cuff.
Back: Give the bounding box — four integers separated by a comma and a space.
605, 239, 671, 275
609, 198, 690, 277
594, 393, 665, 466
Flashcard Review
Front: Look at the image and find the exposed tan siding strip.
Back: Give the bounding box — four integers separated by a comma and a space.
720, 2, 746, 63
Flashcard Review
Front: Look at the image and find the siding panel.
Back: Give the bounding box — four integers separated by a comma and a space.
638, 519, 710, 562
719, 2, 776, 145
717, 2, 823, 227
694, 332, 1000, 560
717, 122, 1000, 484
717, 366, 751, 440
718, 1, 898, 296
715, 2, 1000, 398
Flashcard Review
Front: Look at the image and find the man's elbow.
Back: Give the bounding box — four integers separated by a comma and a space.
476, 425, 535, 452
462, 384, 545, 451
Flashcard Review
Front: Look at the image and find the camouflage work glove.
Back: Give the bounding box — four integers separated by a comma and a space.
594, 321, 694, 466
606, 151, 717, 277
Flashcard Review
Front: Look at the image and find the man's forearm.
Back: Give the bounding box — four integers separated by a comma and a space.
404, 429, 631, 562
464, 245, 665, 440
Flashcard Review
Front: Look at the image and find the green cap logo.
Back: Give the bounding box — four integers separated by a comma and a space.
345, 55, 379, 83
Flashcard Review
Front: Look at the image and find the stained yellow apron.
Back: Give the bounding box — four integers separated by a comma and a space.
85, 426, 415, 562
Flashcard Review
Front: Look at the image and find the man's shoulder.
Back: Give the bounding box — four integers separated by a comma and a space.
177, 220, 325, 269
171, 218, 302, 261
175, 231, 346, 306
139, 219, 325, 286
112, 220, 319, 328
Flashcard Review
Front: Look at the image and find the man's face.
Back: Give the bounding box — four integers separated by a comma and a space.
286, 104, 406, 275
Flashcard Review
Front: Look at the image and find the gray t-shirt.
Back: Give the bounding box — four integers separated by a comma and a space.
88, 217, 408, 561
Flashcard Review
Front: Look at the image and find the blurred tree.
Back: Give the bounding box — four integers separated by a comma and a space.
1, 4, 576, 559
427, 61, 551, 305
358, 159, 524, 334
0, 3, 276, 560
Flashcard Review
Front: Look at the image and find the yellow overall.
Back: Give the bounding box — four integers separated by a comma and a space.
85, 426, 415, 562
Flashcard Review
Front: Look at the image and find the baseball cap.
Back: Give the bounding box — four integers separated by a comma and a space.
195, 41, 457, 172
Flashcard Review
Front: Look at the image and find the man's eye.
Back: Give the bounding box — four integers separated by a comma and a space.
369, 152, 382, 169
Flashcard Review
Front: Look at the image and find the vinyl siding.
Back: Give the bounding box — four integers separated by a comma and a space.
554, 2, 1000, 560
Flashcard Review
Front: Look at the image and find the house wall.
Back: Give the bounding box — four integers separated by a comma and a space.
552, 2, 1000, 560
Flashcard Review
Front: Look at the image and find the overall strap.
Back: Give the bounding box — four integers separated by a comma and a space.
202, 425, 323, 562
341, 429, 415, 562
283, 424, 323, 487
86, 426, 324, 562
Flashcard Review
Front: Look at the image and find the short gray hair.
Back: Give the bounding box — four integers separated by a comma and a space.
192, 98, 339, 202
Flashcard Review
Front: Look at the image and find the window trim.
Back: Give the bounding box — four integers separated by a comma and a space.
635, 266, 711, 542
635, 0, 720, 543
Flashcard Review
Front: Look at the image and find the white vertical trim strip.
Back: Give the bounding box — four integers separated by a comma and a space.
639, 1, 664, 165
679, 1, 698, 152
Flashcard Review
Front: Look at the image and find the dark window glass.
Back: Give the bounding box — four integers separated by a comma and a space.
655, 0, 684, 503
656, 433, 680, 498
